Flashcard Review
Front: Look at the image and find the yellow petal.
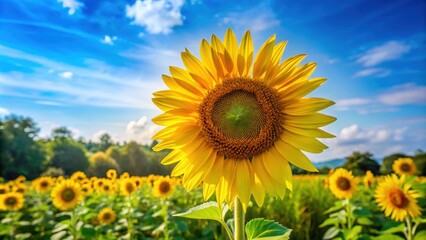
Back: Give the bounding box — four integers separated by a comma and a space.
284, 125, 335, 138
270, 41, 288, 66
152, 110, 197, 126
252, 175, 265, 207
152, 97, 197, 112
279, 77, 327, 101
284, 113, 337, 128
181, 51, 215, 89
253, 34, 276, 79
161, 150, 184, 165
211, 35, 233, 75
281, 130, 328, 153
235, 160, 252, 209
202, 183, 216, 201
200, 39, 219, 82
275, 139, 318, 172
238, 31, 254, 76
284, 98, 335, 115
267, 54, 306, 86
252, 155, 278, 196
204, 154, 224, 184
224, 28, 238, 71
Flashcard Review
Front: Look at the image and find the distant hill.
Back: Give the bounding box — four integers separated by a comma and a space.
313, 159, 345, 169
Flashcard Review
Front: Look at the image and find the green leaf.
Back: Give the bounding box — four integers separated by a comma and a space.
319, 218, 340, 228
357, 217, 373, 226
345, 226, 362, 239
245, 218, 291, 240
380, 222, 404, 234
353, 208, 372, 218
324, 202, 344, 214
415, 230, 426, 240
51, 231, 68, 240
323, 226, 340, 240
373, 234, 404, 240
173, 201, 223, 222
81, 226, 96, 237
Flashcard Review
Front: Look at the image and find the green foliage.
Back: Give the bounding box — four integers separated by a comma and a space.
245, 218, 291, 240
98, 133, 113, 152
343, 151, 380, 175
0, 115, 46, 179
40, 167, 65, 177
49, 133, 89, 175
380, 153, 409, 175
413, 150, 426, 175
88, 152, 120, 177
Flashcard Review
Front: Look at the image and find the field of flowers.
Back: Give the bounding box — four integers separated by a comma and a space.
0, 165, 425, 240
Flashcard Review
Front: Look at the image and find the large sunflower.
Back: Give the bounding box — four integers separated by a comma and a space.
51, 180, 84, 211
120, 178, 137, 196
0, 192, 24, 211
393, 158, 417, 176
328, 168, 357, 199
33, 176, 54, 193
152, 176, 175, 198
152, 29, 335, 208
375, 174, 421, 221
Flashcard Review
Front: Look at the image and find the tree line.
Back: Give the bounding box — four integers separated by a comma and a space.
0, 115, 425, 180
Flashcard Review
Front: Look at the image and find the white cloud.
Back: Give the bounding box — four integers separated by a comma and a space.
356, 41, 411, 67
125, 116, 160, 144
354, 68, 390, 78
35, 101, 64, 106
59, 71, 73, 79
0, 107, 10, 116
378, 83, 426, 105
221, 6, 280, 32
338, 124, 405, 145
336, 98, 370, 107
126, 0, 185, 34
101, 35, 118, 45
57, 0, 83, 15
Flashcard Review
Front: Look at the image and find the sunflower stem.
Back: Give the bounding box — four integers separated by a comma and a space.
346, 198, 353, 230
162, 199, 170, 240
234, 197, 245, 240
405, 216, 413, 240
127, 195, 133, 239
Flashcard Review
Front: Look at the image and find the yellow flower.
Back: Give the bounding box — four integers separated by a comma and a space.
152, 176, 175, 198
98, 208, 116, 225
152, 29, 335, 208
81, 183, 93, 195
375, 174, 421, 221
98, 180, 114, 194
120, 172, 130, 179
329, 168, 357, 199
120, 179, 137, 196
33, 176, 54, 193
51, 180, 84, 211
0, 192, 24, 211
364, 170, 374, 188
70, 171, 87, 182
0, 184, 8, 195
106, 169, 117, 180
393, 158, 417, 176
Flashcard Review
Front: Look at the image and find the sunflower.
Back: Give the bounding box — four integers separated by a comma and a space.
0, 192, 24, 211
70, 171, 87, 182
120, 172, 130, 179
51, 180, 84, 211
98, 208, 116, 225
33, 176, 54, 193
393, 158, 417, 176
364, 170, 374, 188
81, 183, 93, 195
375, 174, 421, 221
98, 180, 114, 194
152, 29, 335, 208
120, 179, 137, 196
0, 184, 8, 195
106, 169, 117, 180
329, 168, 357, 199
153, 176, 175, 198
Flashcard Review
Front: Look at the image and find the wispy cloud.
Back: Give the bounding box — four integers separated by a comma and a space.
125, 116, 160, 144
101, 35, 118, 45
126, 0, 185, 34
57, 0, 83, 15
59, 71, 73, 79
35, 101, 64, 106
356, 41, 411, 67
336, 98, 371, 110
378, 83, 426, 105
219, 5, 280, 32
0, 107, 10, 116
354, 68, 390, 78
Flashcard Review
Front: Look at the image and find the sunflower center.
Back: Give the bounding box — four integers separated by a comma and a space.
0, 189, 6, 194
103, 213, 111, 220
389, 189, 408, 208
41, 181, 49, 187
336, 177, 351, 191
125, 183, 135, 193
159, 181, 171, 193
199, 78, 283, 159
6, 197, 17, 206
400, 163, 411, 172
61, 188, 75, 202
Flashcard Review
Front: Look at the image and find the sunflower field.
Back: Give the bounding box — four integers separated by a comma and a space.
0, 166, 425, 240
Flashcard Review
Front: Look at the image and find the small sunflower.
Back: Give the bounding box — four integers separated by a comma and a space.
0, 192, 24, 211
33, 176, 54, 193
375, 174, 421, 221
393, 158, 417, 176
364, 170, 374, 188
51, 180, 84, 211
120, 172, 130, 179
0, 184, 8, 195
152, 29, 335, 208
98, 180, 114, 194
329, 168, 357, 199
98, 208, 116, 225
81, 183, 93, 195
153, 176, 175, 198
106, 169, 117, 180
70, 171, 87, 182
120, 179, 137, 196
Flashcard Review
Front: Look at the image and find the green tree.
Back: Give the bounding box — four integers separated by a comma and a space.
106, 146, 122, 162
0, 115, 46, 179
98, 133, 113, 152
52, 127, 73, 140
88, 152, 120, 177
413, 150, 426, 176
119, 141, 149, 176
380, 153, 409, 175
343, 151, 380, 175
49, 127, 89, 175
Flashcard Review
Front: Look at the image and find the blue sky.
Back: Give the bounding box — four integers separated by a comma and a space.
0, 0, 425, 161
